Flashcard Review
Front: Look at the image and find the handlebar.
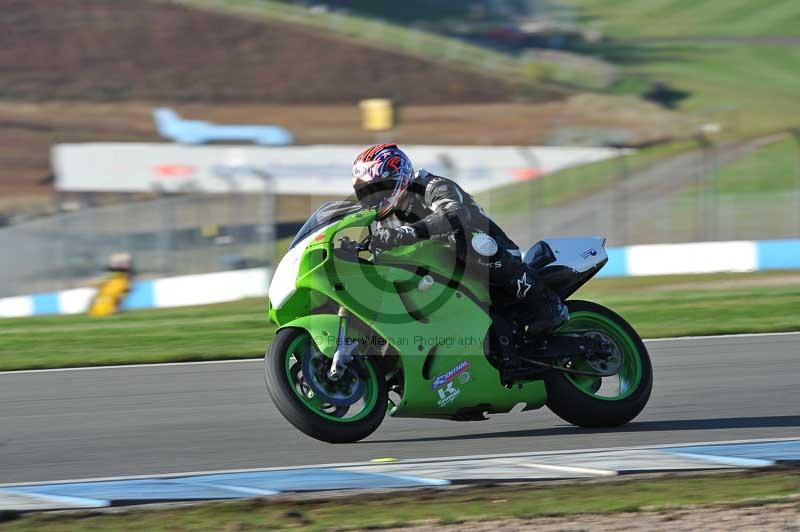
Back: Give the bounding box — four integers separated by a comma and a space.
337, 236, 370, 254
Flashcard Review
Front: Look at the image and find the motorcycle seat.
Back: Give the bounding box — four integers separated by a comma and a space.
523, 240, 556, 272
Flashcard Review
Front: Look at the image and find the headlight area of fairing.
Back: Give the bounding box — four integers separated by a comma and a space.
268, 239, 333, 326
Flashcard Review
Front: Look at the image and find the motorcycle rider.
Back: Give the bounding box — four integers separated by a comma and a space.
351, 143, 568, 350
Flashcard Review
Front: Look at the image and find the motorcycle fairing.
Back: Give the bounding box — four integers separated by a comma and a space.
276, 314, 341, 359
269, 209, 547, 420
367, 261, 547, 419
526, 237, 609, 299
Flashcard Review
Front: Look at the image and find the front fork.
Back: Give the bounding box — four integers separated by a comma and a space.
328, 306, 357, 380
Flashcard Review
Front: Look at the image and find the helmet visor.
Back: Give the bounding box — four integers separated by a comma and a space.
354, 178, 397, 207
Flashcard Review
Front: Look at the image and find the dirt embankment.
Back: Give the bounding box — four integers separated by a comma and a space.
392, 502, 800, 531
1, 0, 523, 104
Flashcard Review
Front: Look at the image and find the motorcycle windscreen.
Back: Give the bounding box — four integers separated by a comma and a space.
289, 200, 363, 250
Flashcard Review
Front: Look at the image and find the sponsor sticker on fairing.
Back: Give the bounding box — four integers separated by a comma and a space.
437, 382, 460, 407
432, 360, 471, 390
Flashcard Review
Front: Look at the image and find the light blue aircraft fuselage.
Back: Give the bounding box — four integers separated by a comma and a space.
153, 108, 294, 146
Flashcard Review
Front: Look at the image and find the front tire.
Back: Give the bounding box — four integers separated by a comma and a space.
545, 300, 653, 428
265, 327, 388, 443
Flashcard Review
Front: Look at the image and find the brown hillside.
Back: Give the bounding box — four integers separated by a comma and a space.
0, 0, 531, 104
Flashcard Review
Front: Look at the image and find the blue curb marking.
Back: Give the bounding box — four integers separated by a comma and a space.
178, 469, 448, 492
120, 280, 155, 310
757, 239, 800, 270
662, 440, 800, 463
663, 452, 774, 468
596, 247, 627, 278
32, 293, 59, 315
12, 479, 247, 503
9, 469, 448, 506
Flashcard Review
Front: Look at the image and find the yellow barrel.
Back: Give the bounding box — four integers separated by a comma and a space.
359, 98, 394, 131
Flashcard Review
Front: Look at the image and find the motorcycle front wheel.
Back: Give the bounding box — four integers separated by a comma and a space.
545, 300, 653, 427
264, 327, 388, 443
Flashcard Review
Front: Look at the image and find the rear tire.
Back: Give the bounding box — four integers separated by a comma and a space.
265, 327, 388, 443
545, 300, 652, 428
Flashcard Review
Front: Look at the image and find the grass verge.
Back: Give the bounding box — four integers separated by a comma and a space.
564, 0, 800, 39
1, 271, 799, 371
575, 270, 800, 338
565, 0, 800, 137
0, 299, 275, 371
478, 140, 696, 214
2, 468, 799, 531
703, 135, 800, 196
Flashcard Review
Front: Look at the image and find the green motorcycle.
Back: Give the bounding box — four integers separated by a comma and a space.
265, 200, 653, 443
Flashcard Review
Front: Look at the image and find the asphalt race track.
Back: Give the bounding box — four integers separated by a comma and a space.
2, 333, 799, 484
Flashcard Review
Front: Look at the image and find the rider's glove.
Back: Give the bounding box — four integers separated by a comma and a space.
372, 225, 418, 252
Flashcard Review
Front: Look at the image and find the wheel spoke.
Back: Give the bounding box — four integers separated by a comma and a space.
283, 334, 380, 423
560, 310, 644, 401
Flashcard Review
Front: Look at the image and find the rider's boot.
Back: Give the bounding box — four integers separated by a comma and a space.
505, 263, 568, 339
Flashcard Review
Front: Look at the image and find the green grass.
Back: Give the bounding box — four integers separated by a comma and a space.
479, 140, 695, 214
3, 469, 799, 531
660, 135, 800, 240
1, 271, 799, 371
711, 135, 800, 195
566, 0, 800, 38
0, 299, 274, 371
633, 43, 800, 137
576, 270, 800, 338
563, 1, 800, 137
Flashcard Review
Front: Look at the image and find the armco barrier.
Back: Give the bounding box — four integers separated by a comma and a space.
1, 238, 798, 318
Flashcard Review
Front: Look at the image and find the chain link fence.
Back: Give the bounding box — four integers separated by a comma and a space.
3, 136, 800, 298
496, 189, 800, 248
0, 192, 276, 298
486, 135, 800, 248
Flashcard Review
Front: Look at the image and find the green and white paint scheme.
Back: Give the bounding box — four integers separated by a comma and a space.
266, 202, 652, 443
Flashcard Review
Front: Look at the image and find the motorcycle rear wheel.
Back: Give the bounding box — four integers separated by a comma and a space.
545, 300, 653, 427
265, 327, 388, 443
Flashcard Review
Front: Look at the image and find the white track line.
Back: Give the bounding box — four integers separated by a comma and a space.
0, 357, 261, 375
645, 331, 800, 342
2, 332, 798, 376
497, 459, 617, 477
0, 489, 109, 508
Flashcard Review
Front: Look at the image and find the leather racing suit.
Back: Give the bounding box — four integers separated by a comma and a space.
369, 169, 567, 336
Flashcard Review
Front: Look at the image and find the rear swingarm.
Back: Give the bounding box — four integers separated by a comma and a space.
500, 334, 616, 384
525, 334, 612, 361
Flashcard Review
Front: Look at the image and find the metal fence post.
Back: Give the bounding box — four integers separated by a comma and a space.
159, 192, 176, 276
790, 128, 800, 236
708, 139, 719, 241
611, 146, 629, 245
694, 134, 710, 242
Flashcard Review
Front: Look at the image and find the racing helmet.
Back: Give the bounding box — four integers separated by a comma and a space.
352, 143, 413, 218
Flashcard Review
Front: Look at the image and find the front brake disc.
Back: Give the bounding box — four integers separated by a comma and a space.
301, 351, 365, 407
